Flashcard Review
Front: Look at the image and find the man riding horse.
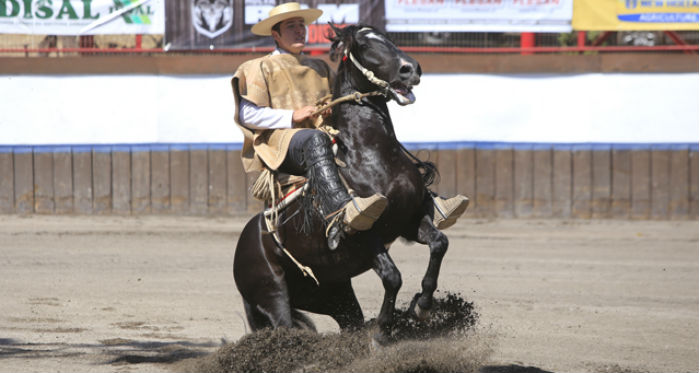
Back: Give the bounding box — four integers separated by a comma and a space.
231, 2, 468, 248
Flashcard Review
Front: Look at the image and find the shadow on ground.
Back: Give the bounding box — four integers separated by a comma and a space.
0, 337, 216, 366
480, 365, 555, 373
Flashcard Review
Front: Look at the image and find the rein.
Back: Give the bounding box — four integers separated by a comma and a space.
311, 47, 394, 117
311, 90, 384, 117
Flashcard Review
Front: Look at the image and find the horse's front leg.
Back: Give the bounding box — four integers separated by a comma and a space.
372, 246, 402, 345
410, 214, 449, 320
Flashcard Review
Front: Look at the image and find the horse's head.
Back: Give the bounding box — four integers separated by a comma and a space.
329, 24, 421, 106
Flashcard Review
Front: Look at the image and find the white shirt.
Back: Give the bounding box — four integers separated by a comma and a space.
238, 48, 294, 130
239, 99, 293, 130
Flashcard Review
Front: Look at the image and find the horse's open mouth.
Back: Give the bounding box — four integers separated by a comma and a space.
389, 84, 416, 106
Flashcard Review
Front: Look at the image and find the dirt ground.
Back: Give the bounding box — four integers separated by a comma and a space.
0, 215, 697, 373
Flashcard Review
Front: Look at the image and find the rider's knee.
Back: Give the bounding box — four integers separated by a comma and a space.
302, 130, 332, 149
301, 130, 334, 168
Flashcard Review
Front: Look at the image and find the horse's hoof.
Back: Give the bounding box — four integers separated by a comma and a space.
409, 293, 431, 321
370, 332, 390, 351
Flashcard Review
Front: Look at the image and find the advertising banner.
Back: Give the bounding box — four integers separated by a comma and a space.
165, 0, 360, 50
0, 0, 165, 35
573, 0, 699, 30
385, 0, 573, 33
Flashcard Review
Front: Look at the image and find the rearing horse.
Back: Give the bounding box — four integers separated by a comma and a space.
233, 24, 450, 344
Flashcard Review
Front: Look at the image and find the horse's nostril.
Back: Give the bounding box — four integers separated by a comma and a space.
399, 65, 413, 77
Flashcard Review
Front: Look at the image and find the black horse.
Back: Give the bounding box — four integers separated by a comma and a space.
233, 24, 449, 343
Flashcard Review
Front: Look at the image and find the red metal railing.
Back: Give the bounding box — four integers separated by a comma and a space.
1, 44, 696, 56
0, 30, 696, 56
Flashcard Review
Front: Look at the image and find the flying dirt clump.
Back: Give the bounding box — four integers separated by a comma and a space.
177, 291, 491, 373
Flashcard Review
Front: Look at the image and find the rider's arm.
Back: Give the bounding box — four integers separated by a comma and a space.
240, 98, 322, 129
239, 98, 294, 130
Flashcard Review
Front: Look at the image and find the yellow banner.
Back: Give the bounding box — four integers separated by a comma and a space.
573, 0, 699, 30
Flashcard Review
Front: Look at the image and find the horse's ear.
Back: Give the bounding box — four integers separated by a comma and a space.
328, 22, 344, 62
328, 22, 342, 38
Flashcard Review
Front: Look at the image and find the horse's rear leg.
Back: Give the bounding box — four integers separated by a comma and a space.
243, 298, 272, 330
234, 215, 295, 331
411, 214, 449, 320
240, 277, 295, 331
291, 309, 317, 332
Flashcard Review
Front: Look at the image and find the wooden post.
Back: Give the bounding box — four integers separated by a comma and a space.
475, 147, 496, 217
14, 147, 34, 214
190, 146, 208, 215
532, 147, 553, 217
227, 147, 247, 214
72, 146, 93, 214
34, 149, 55, 214
591, 146, 611, 219
572, 146, 592, 218
611, 148, 632, 218
494, 147, 514, 217
92, 146, 112, 214
0, 148, 12, 213
53, 147, 73, 214
208, 146, 227, 215
514, 146, 534, 218
552, 146, 572, 218
170, 145, 190, 215
151, 145, 171, 214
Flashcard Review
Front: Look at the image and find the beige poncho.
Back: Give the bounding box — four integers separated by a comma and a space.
231, 53, 333, 173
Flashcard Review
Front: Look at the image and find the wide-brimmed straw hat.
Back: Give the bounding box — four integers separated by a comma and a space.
251, 2, 322, 36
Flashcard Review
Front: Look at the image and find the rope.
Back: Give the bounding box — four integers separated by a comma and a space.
263, 215, 320, 286
312, 90, 384, 117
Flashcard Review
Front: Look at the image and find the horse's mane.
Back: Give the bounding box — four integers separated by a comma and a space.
326, 23, 391, 62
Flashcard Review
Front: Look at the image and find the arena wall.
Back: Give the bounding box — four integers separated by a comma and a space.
0, 54, 697, 219
0, 143, 696, 219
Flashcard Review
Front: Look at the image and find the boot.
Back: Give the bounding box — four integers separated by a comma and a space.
302, 132, 387, 248
433, 194, 469, 230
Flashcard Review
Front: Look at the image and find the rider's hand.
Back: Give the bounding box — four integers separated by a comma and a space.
292, 106, 318, 124
320, 107, 332, 118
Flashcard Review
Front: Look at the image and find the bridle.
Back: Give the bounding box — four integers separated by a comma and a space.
343, 44, 415, 106
312, 32, 417, 116
343, 48, 391, 94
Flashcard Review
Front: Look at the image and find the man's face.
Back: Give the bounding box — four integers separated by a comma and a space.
272, 17, 306, 54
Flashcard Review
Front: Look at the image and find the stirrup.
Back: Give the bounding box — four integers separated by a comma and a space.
325, 210, 346, 250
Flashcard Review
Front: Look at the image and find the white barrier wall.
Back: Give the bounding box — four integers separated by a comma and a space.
0, 73, 697, 145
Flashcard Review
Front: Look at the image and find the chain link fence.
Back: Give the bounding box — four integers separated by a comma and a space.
0, 30, 697, 56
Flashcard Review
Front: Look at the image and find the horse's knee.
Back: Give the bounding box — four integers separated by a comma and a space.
382, 269, 402, 293
374, 252, 402, 293
429, 232, 448, 258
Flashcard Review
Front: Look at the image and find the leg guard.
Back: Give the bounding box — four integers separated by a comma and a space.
301, 131, 351, 218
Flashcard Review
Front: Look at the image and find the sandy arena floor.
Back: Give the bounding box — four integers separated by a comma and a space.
0, 215, 697, 373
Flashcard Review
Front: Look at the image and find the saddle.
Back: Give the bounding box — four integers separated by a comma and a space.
251, 168, 307, 206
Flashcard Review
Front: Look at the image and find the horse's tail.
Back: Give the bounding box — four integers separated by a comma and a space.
416, 159, 439, 188
399, 142, 440, 188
